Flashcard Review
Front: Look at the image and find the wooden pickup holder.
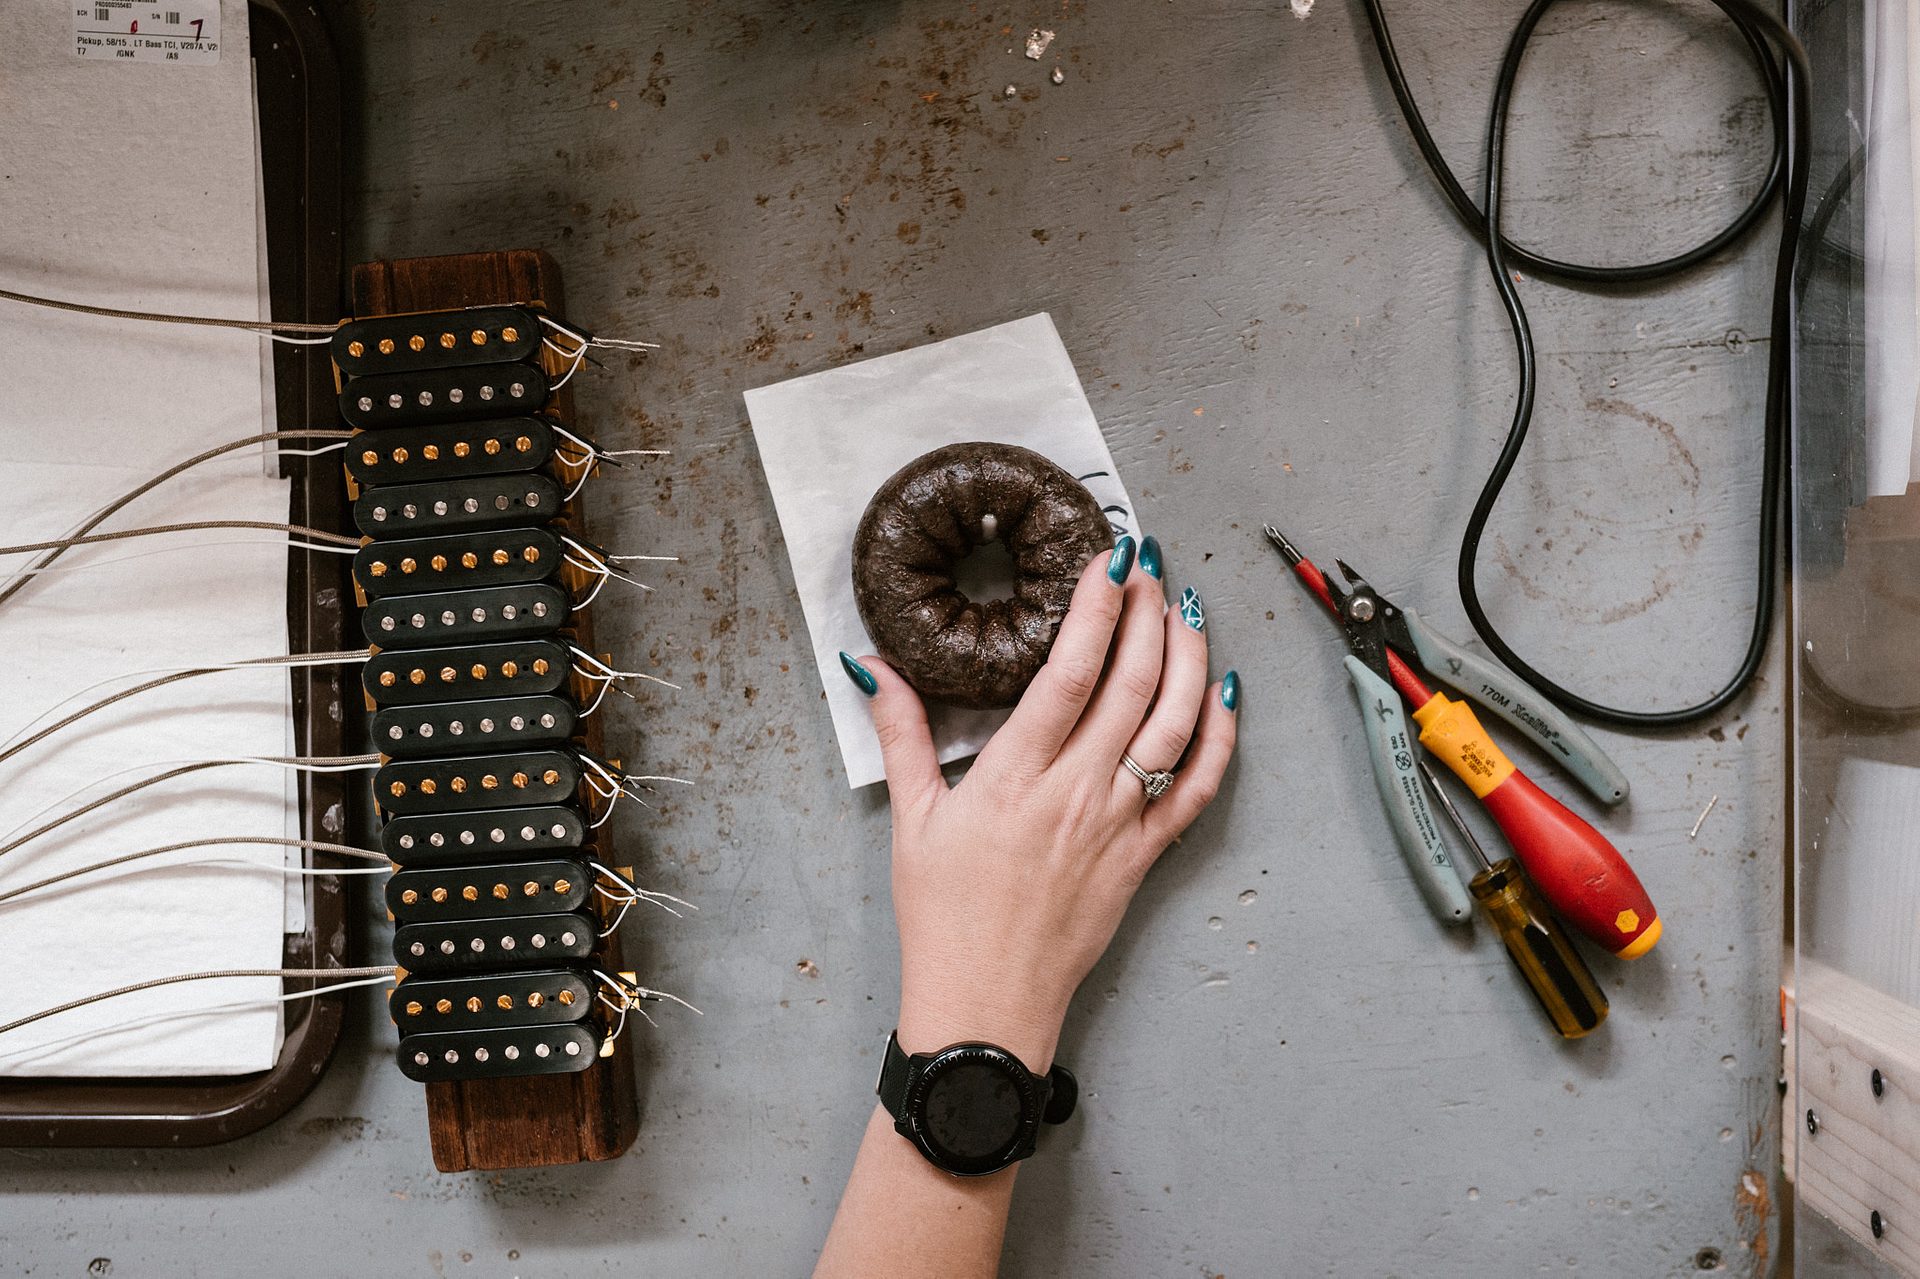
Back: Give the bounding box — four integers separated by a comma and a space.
351, 250, 640, 1172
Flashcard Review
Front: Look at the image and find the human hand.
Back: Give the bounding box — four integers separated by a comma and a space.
840, 535, 1239, 1071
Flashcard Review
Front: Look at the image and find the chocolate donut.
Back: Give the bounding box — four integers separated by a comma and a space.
852, 441, 1113, 708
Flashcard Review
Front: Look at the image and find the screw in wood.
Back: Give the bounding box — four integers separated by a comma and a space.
1871, 1210, 1885, 1240
1806, 1109, 1819, 1135
1872, 1068, 1885, 1098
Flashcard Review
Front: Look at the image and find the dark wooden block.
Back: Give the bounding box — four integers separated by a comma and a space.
351, 250, 640, 1172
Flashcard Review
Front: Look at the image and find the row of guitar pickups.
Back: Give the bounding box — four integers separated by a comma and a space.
333, 305, 638, 1085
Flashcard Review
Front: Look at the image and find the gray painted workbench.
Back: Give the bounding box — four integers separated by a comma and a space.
3, 2, 1787, 1274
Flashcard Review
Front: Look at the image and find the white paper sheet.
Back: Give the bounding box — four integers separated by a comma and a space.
745, 314, 1139, 789
0, 0, 296, 1076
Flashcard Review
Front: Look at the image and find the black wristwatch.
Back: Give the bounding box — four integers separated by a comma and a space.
875, 1030, 1079, 1177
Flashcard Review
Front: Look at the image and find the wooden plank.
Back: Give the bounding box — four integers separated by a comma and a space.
1785, 957, 1920, 1274
350, 250, 640, 1172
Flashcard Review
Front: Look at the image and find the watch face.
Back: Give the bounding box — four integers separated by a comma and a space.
917, 1054, 1028, 1170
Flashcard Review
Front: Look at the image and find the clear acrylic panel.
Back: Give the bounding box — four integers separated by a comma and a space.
1794, 1, 1920, 1274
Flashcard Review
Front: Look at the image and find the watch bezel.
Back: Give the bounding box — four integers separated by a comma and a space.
898, 1042, 1044, 1177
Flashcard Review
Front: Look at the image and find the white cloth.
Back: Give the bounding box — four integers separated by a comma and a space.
0, 0, 296, 1076
745, 314, 1139, 789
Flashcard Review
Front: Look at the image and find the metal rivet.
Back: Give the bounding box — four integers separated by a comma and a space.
429, 832, 445, 847
470, 938, 485, 952
439, 940, 455, 954
449, 722, 466, 736
388, 393, 403, 409
388, 725, 404, 741
503, 605, 519, 620
510, 382, 526, 398
501, 936, 516, 950
448, 387, 464, 403
473, 607, 488, 622
522, 825, 537, 839
418, 391, 433, 407
419, 724, 434, 738
550, 824, 566, 837
414, 1051, 429, 1066
565, 1041, 580, 1057
444, 1049, 459, 1063
536, 1043, 551, 1058
495, 495, 510, 510
398, 835, 415, 849
380, 617, 396, 632
459, 830, 474, 845
411, 613, 427, 628
533, 602, 549, 617
480, 385, 496, 401
474, 1047, 490, 1062
505, 1045, 520, 1060
409, 942, 425, 956
561, 931, 577, 946
511, 716, 527, 731
479, 718, 496, 733
358, 396, 374, 412
531, 933, 547, 948
490, 827, 506, 842
433, 501, 448, 516
541, 714, 556, 728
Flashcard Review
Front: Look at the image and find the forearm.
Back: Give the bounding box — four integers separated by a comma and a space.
815, 1106, 1019, 1279
815, 995, 1063, 1279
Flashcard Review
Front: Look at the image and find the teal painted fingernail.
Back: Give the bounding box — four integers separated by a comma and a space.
1179, 587, 1205, 632
1107, 536, 1136, 585
1222, 670, 1240, 712
839, 651, 877, 697
1138, 535, 1163, 580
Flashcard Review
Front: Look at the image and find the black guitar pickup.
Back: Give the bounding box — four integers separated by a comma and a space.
397, 1023, 600, 1083
353, 527, 563, 601
382, 804, 587, 865
332, 306, 544, 378
375, 748, 584, 816
393, 910, 599, 973
354, 473, 561, 539
343, 417, 558, 487
340, 360, 549, 430
386, 857, 593, 924
363, 638, 572, 707
390, 966, 597, 1035
371, 693, 577, 759
361, 582, 568, 649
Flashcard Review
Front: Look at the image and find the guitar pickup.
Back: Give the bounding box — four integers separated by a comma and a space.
354, 473, 561, 539
386, 857, 593, 924
382, 803, 587, 865
362, 582, 568, 649
332, 306, 545, 378
364, 638, 573, 707
340, 360, 548, 429
375, 748, 584, 816
393, 910, 599, 973
344, 417, 558, 487
371, 693, 577, 759
353, 527, 564, 601
390, 965, 597, 1035
397, 1023, 600, 1083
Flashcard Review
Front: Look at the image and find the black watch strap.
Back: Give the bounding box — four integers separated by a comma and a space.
877, 1030, 915, 1119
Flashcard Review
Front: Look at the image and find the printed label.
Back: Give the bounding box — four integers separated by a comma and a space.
74, 2, 220, 65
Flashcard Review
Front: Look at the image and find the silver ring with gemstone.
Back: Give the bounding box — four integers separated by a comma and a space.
1121, 753, 1176, 799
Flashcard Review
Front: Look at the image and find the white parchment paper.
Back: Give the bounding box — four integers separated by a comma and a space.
745, 314, 1138, 789
0, 0, 293, 1076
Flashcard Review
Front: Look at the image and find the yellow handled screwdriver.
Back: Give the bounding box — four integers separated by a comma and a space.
1418, 759, 1609, 1039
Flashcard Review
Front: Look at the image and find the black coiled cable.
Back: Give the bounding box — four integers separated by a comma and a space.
1360, 0, 1811, 728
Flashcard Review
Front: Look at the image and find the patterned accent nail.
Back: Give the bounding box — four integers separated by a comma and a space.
1138, 535, 1163, 580
839, 651, 877, 697
1108, 536, 1136, 585
1179, 587, 1205, 632
1222, 669, 1240, 712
